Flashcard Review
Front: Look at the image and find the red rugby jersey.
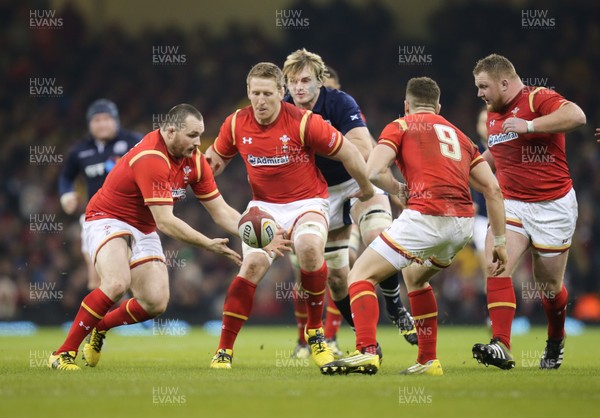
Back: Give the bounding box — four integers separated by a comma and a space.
86, 130, 220, 234
213, 102, 343, 203
379, 112, 483, 217
486, 86, 572, 202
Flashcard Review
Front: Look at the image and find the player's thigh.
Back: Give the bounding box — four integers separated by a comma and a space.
472, 215, 488, 254
83, 252, 101, 290
484, 228, 530, 276
327, 179, 358, 231
327, 224, 351, 243
522, 190, 577, 255
401, 263, 439, 290
348, 247, 397, 286
351, 193, 392, 246
95, 236, 132, 288
130, 259, 169, 306
532, 250, 569, 287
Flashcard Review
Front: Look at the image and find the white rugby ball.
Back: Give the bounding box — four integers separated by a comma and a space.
238, 206, 277, 248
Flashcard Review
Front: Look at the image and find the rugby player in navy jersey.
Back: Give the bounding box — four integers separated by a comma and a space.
59, 99, 142, 289
282, 50, 417, 359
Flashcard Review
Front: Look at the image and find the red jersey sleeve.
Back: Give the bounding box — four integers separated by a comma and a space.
529, 87, 570, 115
469, 143, 485, 170
302, 111, 344, 156
213, 110, 240, 159
192, 153, 221, 201
130, 151, 173, 206
378, 119, 406, 154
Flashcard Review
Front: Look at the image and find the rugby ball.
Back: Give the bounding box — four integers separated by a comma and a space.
238, 206, 277, 248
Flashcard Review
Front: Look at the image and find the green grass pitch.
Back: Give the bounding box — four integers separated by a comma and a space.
1, 325, 599, 418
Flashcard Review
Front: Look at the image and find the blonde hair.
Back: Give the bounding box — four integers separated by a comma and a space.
282, 48, 327, 84
473, 54, 518, 81
247, 62, 285, 90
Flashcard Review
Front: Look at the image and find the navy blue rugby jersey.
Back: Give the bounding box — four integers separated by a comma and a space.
284, 86, 366, 186
58, 129, 142, 198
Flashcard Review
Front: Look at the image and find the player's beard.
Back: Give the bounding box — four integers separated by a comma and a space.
182, 146, 195, 158
483, 99, 498, 113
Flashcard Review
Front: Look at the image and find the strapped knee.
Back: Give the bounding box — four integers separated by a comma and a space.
293, 221, 328, 246
324, 240, 350, 270
358, 205, 392, 237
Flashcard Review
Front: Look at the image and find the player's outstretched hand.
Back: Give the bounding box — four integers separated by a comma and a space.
488, 245, 508, 276
264, 229, 293, 258
351, 184, 375, 202
60, 191, 79, 215
208, 238, 242, 266
595, 128, 600, 142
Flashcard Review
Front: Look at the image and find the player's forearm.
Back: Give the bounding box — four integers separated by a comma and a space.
344, 128, 374, 161
483, 185, 506, 241
212, 207, 242, 236
530, 103, 586, 133
155, 214, 213, 248
341, 151, 371, 190
201, 196, 242, 236
368, 167, 400, 196
366, 147, 398, 195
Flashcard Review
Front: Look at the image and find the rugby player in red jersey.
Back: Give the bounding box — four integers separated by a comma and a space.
206, 62, 373, 369
48, 104, 268, 370
321, 77, 507, 376
471, 54, 586, 370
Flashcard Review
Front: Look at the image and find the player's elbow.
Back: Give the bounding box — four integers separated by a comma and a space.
153, 214, 174, 235
154, 220, 169, 235
367, 169, 385, 189
573, 108, 586, 128
482, 181, 502, 202
367, 166, 380, 184
565, 104, 586, 129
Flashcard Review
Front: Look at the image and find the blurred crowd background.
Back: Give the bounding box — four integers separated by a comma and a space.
1, 0, 599, 326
